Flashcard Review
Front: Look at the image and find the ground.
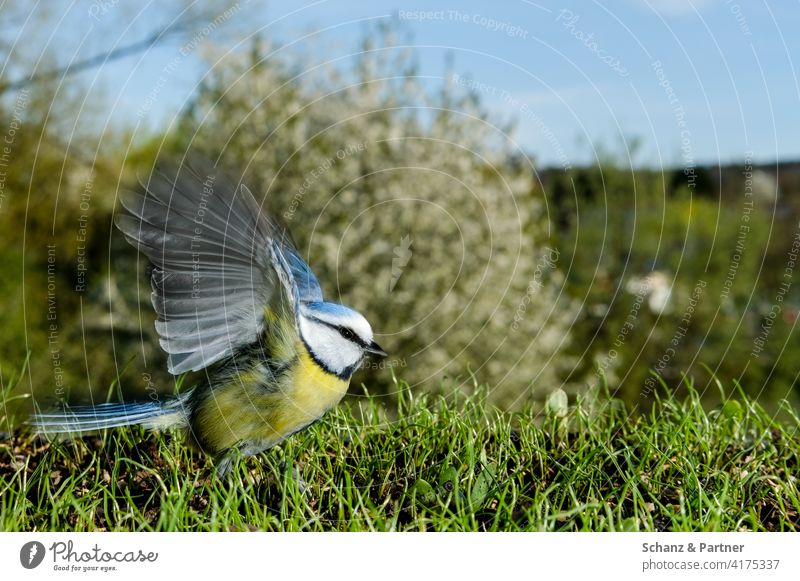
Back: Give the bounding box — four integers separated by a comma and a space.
1, 382, 798, 531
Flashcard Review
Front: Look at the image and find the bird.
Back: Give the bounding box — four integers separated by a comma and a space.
33, 159, 386, 475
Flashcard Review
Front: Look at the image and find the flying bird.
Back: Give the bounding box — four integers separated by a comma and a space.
34, 160, 386, 475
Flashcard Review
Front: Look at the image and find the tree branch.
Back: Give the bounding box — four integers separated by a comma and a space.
1, 13, 206, 94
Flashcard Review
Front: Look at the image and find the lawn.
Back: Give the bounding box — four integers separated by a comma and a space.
1, 379, 798, 531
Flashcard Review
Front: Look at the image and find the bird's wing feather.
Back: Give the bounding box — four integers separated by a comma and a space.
116, 161, 321, 374
239, 184, 323, 304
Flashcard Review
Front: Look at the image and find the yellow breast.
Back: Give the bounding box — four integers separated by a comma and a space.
193, 343, 350, 454
283, 346, 350, 426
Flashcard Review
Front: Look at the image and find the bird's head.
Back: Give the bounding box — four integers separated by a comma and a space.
298, 301, 386, 379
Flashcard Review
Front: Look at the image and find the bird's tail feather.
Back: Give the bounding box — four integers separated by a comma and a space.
32, 393, 191, 434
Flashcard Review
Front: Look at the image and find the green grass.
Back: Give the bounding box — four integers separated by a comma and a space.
1, 379, 798, 531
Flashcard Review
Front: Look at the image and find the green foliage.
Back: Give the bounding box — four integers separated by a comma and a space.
1, 378, 797, 531
549, 163, 800, 406
0, 79, 122, 405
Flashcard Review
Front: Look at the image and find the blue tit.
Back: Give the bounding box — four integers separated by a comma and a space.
33, 160, 386, 475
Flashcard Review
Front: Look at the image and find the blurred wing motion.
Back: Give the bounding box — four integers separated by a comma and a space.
115, 160, 322, 374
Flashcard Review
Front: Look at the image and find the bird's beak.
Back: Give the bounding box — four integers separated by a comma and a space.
365, 341, 387, 357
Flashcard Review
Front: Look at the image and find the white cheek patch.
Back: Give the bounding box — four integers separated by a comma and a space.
301, 305, 374, 345
299, 318, 363, 376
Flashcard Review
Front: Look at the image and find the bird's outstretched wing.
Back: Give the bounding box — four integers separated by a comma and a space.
116, 160, 322, 374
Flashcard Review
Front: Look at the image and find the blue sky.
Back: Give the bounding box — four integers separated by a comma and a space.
16, 0, 800, 168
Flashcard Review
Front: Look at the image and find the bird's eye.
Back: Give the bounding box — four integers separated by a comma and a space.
339, 327, 356, 342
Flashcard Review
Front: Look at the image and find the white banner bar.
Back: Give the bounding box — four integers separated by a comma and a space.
1, 532, 797, 580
